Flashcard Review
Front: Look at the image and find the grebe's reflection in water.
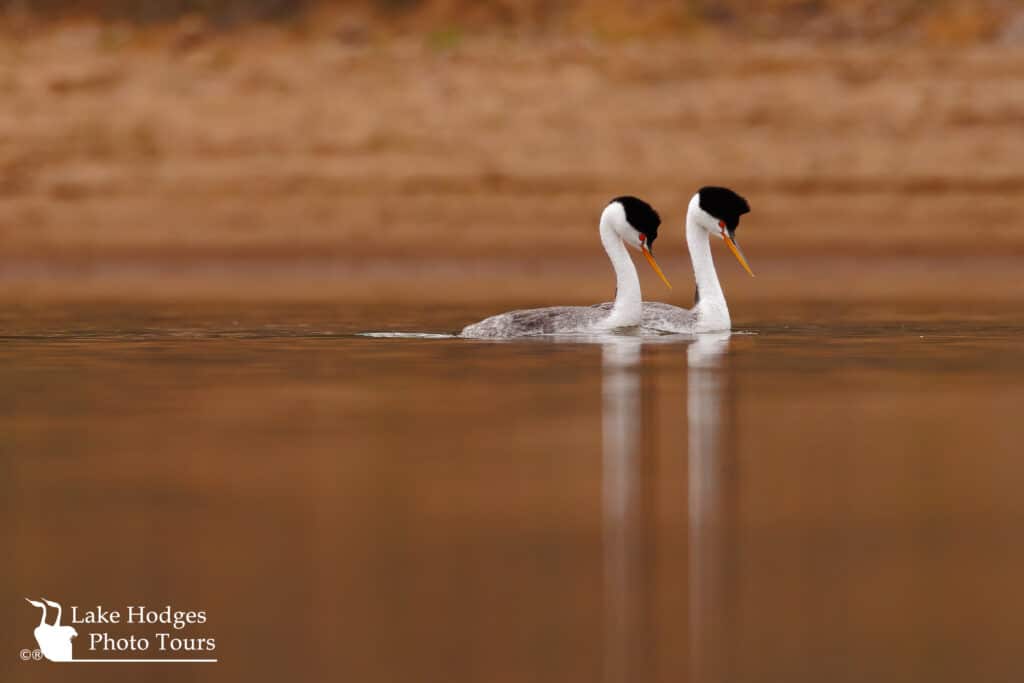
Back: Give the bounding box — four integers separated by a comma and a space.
600, 337, 647, 683
599, 332, 732, 683
687, 332, 734, 683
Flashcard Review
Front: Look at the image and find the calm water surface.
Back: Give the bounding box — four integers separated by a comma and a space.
2, 303, 1023, 682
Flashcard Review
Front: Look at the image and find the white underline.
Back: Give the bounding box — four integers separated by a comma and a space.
67, 659, 218, 663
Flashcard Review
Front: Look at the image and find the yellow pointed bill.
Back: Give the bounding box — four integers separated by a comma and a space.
641, 245, 672, 290
723, 233, 755, 277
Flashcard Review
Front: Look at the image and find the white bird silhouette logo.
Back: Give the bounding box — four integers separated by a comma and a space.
25, 598, 77, 662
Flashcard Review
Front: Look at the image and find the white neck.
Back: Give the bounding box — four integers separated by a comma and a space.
686, 196, 730, 331
599, 210, 642, 329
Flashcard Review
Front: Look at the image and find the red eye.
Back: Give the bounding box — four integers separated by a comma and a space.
638, 234, 645, 242
718, 220, 726, 229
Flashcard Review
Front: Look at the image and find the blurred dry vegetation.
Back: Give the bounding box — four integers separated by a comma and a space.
2, 0, 1020, 43
1, 1, 1023, 307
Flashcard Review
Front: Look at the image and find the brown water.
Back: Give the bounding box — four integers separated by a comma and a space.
3, 302, 1023, 682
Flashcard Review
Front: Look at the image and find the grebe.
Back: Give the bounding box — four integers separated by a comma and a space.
607, 186, 754, 334
461, 196, 673, 338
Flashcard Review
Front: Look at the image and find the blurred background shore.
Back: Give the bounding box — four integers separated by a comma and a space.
1, 1, 1023, 310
